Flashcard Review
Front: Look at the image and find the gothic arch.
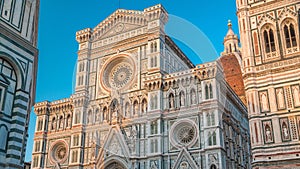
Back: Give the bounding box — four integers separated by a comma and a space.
0, 52, 24, 89
259, 23, 279, 60
279, 18, 298, 51
102, 157, 128, 169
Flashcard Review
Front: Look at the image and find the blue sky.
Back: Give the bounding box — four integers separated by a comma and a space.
25, 0, 239, 162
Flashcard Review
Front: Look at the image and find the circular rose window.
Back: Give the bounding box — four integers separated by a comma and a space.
110, 63, 133, 89
170, 119, 198, 148
101, 55, 135, 91
49, 140, 69, 164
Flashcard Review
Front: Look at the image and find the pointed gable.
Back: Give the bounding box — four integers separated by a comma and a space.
172, 148, 198, 169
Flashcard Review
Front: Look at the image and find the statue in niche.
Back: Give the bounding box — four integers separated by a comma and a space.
293, 86, 300, 106
191, 90, 196, 104
103, 108, 107, 121
282, 122, 289, 140
52, 118, 56, 130
142, 100, 147, 113
59, 117, 64, 129
125, 103, 130, 116
109, 99, 119, 121
112, 105, 117, 120
180, 92, 185, 106
91, 140, 96, 160
265, 125, 273, 142
169, 94, 175, 108
261, 93, 269, 111
67, 115, 71, 127
134, 102, 138, 114
277, 90, 284, 109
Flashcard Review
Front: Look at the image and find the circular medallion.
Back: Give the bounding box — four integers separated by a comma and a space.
49, 140, 69, 164
170, 119, 198, 148
110, 63, 133, 89
177, 125, 195, 144
101, 55, 135, 91
115, 24, 124, 33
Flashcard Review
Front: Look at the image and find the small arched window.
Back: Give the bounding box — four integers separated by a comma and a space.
88, 110, 93, 124
263, 27, 276, 53
103, 107, 107, 121
284, 22, 297, 48
207, 113, 211, 126
51, 117, 56, 130
208, 132, 212, 146
66, 114, 71, 128
205, 84, 209, 99
209, 83, 213, 99
95, 109, 99, 122
59, 116, 64, 129
211, 112, 215, 126
210, 164, 217, 169
150, 43, 154, 53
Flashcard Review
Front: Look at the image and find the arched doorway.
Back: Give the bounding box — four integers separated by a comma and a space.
105, 161, 126, 169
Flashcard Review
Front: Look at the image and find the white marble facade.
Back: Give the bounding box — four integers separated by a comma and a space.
32, 4, 250, 169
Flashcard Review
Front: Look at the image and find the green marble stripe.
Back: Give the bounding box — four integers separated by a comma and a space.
8, 136, 23, 143
10, 128, 24, 135
15, 94, 29, 102
6, 154, 21, 160
8, 145, 22, 151
11, 120, 25, 126
13, 103, 27, 110
0, 32, 35, 56
11, 112, 26, 119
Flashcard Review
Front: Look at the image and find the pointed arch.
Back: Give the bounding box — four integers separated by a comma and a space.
205, 84, 209, 99
179, 91, 185, 107
133, 100, 139, 115
141, 98, 147, 113
0, 125, 8, 151
169, 93, 175, 109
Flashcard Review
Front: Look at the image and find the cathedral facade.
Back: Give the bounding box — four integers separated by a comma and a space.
236, 0, 300, 168
0, 0, 39, 168
31, 4, 250, 169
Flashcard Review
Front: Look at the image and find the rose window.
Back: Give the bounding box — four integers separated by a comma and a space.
49, 141, 68, 164
55, 146, 66, 160
101, 56, 135, 90
177, 125, 195, 144
110, 64, 133, 89
170, 119, 198, 148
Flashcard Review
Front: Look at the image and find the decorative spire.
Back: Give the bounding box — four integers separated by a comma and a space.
222, 20, 240, 55
228, 20, 232, 29
226, 20, 235, 36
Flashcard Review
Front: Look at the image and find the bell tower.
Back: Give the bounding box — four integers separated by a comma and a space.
237, 0, 300, 168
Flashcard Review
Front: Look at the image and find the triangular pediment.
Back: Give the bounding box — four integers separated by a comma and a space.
173, 148, 199, 169
95, 22, 144, 40
96, 125, 130, 168
92, 9, 148, 41
103, 126, 130, 157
